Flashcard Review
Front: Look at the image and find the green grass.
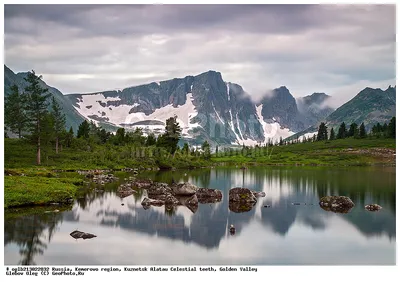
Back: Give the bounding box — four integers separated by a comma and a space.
4, 175, 81, 208
212, 138, 395, 167
4, 138, 212, 170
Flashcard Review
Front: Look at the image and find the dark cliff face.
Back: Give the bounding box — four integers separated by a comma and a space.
259, 86, 305, 132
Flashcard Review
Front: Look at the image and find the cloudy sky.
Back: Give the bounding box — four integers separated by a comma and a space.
4, 4, 396, 107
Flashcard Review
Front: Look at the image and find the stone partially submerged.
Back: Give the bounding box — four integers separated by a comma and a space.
117, 183, 136, 198
141, 197, 164, 209
229, 188, 258, 203
319, 196, 355, 213
70, 230, 97, 240
196, 188, 223, 204
171, 182, 198, 196
365, 204, 382, 211
139, 180, 222, 213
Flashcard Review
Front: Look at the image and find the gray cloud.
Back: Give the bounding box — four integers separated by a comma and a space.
4, 4, 396, 106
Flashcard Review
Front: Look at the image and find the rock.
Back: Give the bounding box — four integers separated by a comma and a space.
319, 196, 355, 213
131, 179, 153, 189
141, 197, 164, 208
252, 191, 266, 197
147, 182, 172, 196
117, 184, 136, 198
171, 182, 198, 196
70, 230, 97, 240
196, 188, 223, 203
229, 187, 257, 203
365, 204, 382, 211
229, 224, 236, 235
229, 201, 256, 213
164, 194, 180, 205
92, 173, 118, 184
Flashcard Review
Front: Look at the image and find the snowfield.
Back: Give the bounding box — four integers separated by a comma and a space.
255, 105, 295, 144
74, 92, 201, 136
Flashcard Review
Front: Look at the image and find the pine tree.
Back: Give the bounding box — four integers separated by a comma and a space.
329, 128, 335, 140
66, 126, 74, 147
50, 96, 66, 153
115, 128, 126, 145
337, 122, 347, 139
158, 115, 182, 154
182, 143, 190, 155
317, 122, 328, 141
347, 123, 358, 138
5, 84, 28, 138
388, 117, 395, 138
145, 133, 157, 146
77, 120, 90, 139
359, 123, 367, 139
24, 70, 51, 165
202, 141, 211, 160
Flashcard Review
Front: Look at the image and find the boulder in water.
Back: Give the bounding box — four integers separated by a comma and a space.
319, 196, 355, 213
171, 182, 198, 196
365, 204, 382, 211
70, 230, 97, 240
229, 187, 257, 203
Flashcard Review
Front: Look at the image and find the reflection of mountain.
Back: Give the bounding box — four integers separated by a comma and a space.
4, 207, 68, 265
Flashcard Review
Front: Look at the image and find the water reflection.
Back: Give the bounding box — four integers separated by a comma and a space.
4, 167, 396, 265
4, 206, 70, 265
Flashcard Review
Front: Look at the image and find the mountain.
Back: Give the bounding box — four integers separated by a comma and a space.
289, 86, 396, 140
326, 86, 396, 129
297, 92, 334, 128
66, 71, 334, 146
4, 65, 85, 132
3, 66, 337, 145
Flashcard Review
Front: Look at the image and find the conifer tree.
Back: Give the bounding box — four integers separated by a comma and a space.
50, 96, 66, 153
24, 70, 51, 165
5, 84, 28, 138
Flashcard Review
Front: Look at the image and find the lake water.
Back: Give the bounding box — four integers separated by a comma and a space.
4, 166, 396, 265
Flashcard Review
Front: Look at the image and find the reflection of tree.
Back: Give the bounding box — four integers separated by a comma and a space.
4, 207, 68, 265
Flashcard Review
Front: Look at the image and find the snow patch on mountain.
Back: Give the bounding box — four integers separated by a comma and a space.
73, 93, 128, 124
212, 102, 225, 124
74, 92, 201, 137
255, 105, 295, 143
226, 82, 230, 101
124, 93, 201, 136
297, 131, 318, 141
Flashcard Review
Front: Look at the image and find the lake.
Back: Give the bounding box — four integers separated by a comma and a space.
4, 166, 396, 265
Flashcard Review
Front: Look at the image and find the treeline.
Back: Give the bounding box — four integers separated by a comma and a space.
4, 71, 69, 164
278, 118, 396, 146
73, 118, 212, 160
313, 119, 396, 142
4, 71, 212, 166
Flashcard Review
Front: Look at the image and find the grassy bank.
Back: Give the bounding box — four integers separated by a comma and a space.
4, 138, 212, 170
212, 138, 396, 167
4, 174, 81, 208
